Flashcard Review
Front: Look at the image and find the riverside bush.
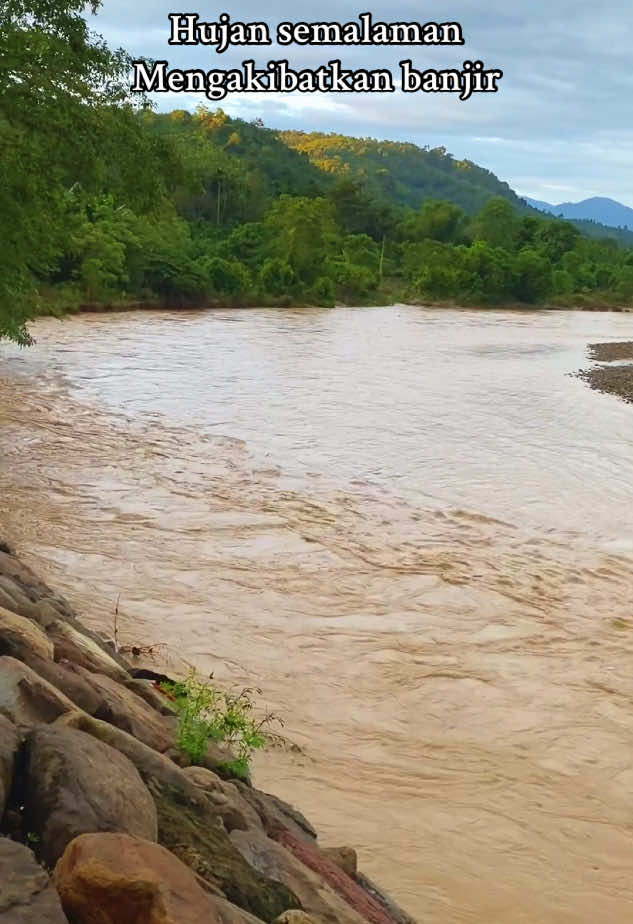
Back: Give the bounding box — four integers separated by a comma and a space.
161, 670, 279, 776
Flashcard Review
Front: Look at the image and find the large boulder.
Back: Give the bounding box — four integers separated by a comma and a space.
276, 830, 396, 924
19, 655, 107, 717
47, 621, 129, 683
154, 779, 300, 920
25, 725, 157, 867
0, 551, 57, 602
0, 657, 76, 730
0, 606, 54, 662
0, 552, 74, 624
231, 829, 367, 924
54, 832, 221, 924
234, 783, 317, 843
0, 837, 68, 923
54, 711, 198, 792
73, 668, 175, 752
354, 874, 418, 924
208, 894, 267, 923
182, 767, 262, 832
53, 712, 301, 921
0, 716, 18, 818
0, 575, 41, 621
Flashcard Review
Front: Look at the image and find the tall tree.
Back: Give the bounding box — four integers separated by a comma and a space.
0, 0, 143, 342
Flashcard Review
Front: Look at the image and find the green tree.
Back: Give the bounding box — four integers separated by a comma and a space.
264, 196, 340, 284
201, 257, 250, 296
512, 249, 553, 303
535, 220, 580, 262
472, 198, 518, 250
0, 0, 157, 340
258, 259, 298, 297
398, 200, 466, 243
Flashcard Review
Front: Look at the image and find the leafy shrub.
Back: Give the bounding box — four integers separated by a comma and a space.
309, 275, 335, 307
258, 257, 297, 296
161, 670, 279, 776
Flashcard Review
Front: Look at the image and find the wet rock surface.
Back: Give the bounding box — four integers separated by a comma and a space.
54, 832, 222, 924
0, 838, 68, 923
0, 657, 76, 730
25, 725, 158, 866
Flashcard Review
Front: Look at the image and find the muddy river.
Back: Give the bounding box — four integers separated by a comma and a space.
2, 306, 633, 922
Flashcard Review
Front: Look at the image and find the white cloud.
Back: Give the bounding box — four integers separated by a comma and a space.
93, 0, 633, 205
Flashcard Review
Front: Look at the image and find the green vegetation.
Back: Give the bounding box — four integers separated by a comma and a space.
5, 0, 633, 344
161, 670, 279, 777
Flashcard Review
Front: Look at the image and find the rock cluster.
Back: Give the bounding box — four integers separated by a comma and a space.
0, 541, 417, 923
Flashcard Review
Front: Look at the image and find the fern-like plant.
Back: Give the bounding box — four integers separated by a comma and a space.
161, 670, 280, 775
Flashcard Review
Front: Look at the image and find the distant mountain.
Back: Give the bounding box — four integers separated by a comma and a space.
524, 196, 633, 229
523, 196, 556, 214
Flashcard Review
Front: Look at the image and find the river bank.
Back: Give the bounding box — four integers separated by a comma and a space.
34, 291, 633, 321
0, 537, 416, 924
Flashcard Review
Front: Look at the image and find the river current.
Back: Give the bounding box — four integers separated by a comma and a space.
2, 305, 633, 922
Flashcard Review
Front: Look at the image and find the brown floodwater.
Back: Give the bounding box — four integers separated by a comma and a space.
2, 306, 633, 922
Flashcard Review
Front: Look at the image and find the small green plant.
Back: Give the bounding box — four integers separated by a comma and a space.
161, 670, 281, 775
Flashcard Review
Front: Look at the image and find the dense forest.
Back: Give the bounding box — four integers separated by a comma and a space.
4, 0, 633, 344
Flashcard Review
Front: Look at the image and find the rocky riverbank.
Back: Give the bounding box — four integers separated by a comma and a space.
576, 341, 633, 404
0, 538, 416, 924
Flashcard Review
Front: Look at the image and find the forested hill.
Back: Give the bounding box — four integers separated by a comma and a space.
280, 131, 524, 214
280, 129, 633, 244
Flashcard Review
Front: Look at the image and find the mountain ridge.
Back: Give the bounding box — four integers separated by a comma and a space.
523, 195, 633, 229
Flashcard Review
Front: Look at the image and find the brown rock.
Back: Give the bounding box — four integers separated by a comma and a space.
54, 832, 220, 924
277, 830, 396, 924
55, 711, 196, 793
0, 656, 76, 729
0, 575, 40, 620
25, 725, 157, 866
234, 783, 317, 842
0, 716, 18, 818
208, 894, 267, 923
355, 874, 418, 924
0, 551, 55, 601
30, 599, 68, 631
0, 837, 68, 923
0, 606, 54, 662
20, 655, 107, 716
48, 621, 130, 683
321, 846, 358, 878
52, 712, 301, 921
155, 780, 300, 919
183, 767, 262, 832
231, 828, 366, 924
73, 667, 175, 752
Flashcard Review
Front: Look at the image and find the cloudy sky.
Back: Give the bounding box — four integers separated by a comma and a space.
92, 1, 633, 206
